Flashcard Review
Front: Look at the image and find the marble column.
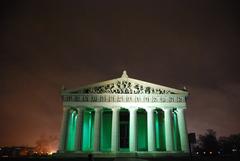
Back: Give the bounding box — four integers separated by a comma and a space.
147, 108, 156, 151
129, 108, 137, 152
58, 107, 69, 152
177, 108, 189, 152
164, 108, 173, 151
75, 108, 83, 151
111, 108, 120, 152
93, 108, 101, 152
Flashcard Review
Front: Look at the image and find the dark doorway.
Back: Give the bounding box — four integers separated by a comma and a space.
119, 109, 129, 150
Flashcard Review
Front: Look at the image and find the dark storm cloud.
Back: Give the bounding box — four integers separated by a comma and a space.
1, 0, 240, 146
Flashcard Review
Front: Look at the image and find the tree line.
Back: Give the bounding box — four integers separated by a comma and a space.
193, 129, 240, 155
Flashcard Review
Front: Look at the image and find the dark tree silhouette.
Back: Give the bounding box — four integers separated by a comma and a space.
198, 129, 219, 154
219, 133, 240, 154
194, 130, 240, 156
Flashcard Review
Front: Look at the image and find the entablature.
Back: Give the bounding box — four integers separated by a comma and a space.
62, 93, 186, 104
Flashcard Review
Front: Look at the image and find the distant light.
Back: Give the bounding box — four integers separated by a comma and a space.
203, 152, 206, 154
47, 149, 56, 155
232, 149, 237, 152
49, 151, 55, 155
209, 151, 212, 154
196, 152, 199, 155
218, 151, 221, 154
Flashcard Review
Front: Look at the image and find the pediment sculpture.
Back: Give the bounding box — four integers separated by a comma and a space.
71, 80, 175, 94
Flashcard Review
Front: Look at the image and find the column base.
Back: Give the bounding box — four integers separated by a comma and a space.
54, 151, 189, 158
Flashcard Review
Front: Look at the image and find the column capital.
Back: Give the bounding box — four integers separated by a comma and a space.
162, 107, 175, 111
177, 106, 187, 110
94, 107, 102, 112
128, 107, 138, 112
176, 108, 185, 113
145, 107, 156, 112
112, 107, 121, 111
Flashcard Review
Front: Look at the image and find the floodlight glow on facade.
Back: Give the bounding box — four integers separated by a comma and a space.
58, 71, 189, 157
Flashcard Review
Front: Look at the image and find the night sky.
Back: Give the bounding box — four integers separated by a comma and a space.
1, 0, 240, 149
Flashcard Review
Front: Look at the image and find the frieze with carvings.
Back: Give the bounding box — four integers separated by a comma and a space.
63, 94, 185, 103
71, 80, 175, 94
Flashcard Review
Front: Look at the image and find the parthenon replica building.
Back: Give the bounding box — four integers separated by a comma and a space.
58, 71, 189, 157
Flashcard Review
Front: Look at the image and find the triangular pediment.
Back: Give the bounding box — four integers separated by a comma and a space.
63, 71, 188, 95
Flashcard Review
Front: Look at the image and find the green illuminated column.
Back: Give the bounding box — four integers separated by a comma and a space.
75, 108, 83, 151
111, 108, 120, 152
147, 108, 156, 151
177, 108, 189, 152
58, 107, 69, 152
164, 108, 173, 151
129, 108, 137, 152
66, 110, 77, 151
93, 108, 101, 152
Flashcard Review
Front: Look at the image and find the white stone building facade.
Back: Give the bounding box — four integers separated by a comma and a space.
58, 71, 189, 156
